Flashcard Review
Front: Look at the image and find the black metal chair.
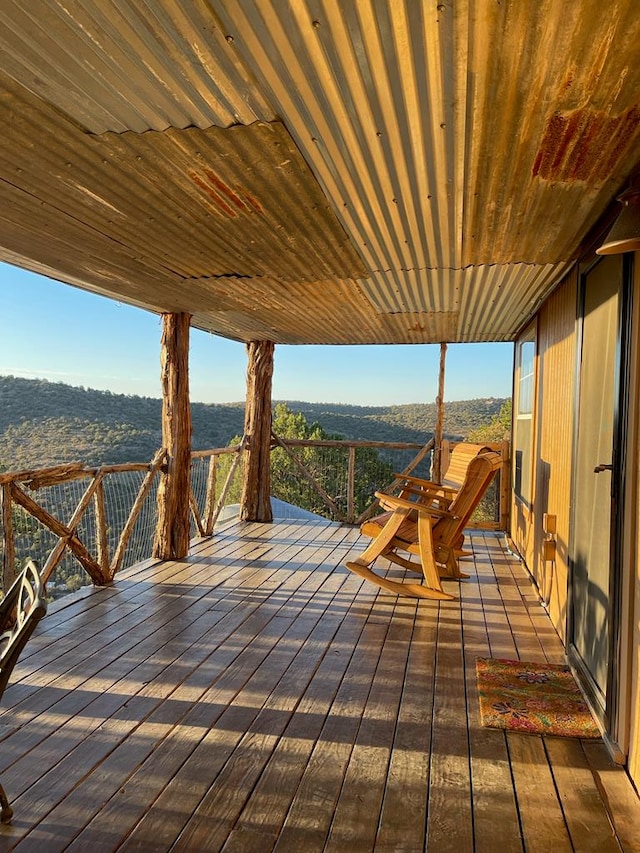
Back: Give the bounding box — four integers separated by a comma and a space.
0, 560, 47, 823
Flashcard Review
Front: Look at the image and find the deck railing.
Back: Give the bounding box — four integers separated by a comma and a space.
267, 436, 510, 527
268, 436, 434, 524
0, 445, 245, 597
0, 437, 509, 596
0, 455, 165, 595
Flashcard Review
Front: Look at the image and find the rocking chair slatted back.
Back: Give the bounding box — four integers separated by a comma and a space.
441, 443, 492, 491
431, 450, 502, 549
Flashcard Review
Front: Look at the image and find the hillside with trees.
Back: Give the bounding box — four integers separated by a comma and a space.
0, 375, 509, 470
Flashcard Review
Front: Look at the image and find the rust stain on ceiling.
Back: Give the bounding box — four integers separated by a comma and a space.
187, 168, 264, 218
533, 105, 640, 183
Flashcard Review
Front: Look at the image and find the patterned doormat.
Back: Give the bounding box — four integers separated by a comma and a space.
476, 657, 601, 738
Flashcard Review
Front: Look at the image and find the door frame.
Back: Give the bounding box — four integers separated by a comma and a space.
567, 252, 633, 746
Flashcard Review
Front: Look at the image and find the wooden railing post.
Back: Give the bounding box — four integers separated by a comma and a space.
94, 477, 109, 576
153, 313, 192, 560
1, 483, 15, 593
499, 439, 511, 530
240, 341, 274, 522
203, 454, 219, 536
347, 446, 357, 524
432, 342, 447, 483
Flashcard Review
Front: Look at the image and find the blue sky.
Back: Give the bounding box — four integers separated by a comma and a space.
0, 263, 513, 406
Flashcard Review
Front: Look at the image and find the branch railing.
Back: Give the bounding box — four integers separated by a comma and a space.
188, 443, 244, 536
0, 453, 166, 592
0, 445, 247, 596
0, 436, 510, 597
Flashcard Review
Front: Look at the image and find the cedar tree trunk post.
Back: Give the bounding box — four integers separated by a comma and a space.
432, 342, 448, 483
153, 313, 192, 559
240, 340, 274, 522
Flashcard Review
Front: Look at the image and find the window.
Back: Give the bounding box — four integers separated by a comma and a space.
514, 326, 536, 505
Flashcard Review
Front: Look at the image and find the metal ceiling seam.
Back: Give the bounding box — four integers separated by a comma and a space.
105, 0, 239, 129
346, 1, 446, 269
210, 0, 476, 275
213, 0, 410, 273
105, 0, 273, 128
22, 1, 185, 132
58, 0, 199, 131
0, 4, 133, 133
322, 4, 418, 270
280, 2, 412, 271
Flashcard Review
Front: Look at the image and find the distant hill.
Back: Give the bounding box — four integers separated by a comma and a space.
0, 375, 508, 470
274, 399, 508, 443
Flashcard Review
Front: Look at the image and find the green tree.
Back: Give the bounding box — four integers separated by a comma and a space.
219, 403, 394, 520
465, 398, 512, 523
467, 399, 512, 443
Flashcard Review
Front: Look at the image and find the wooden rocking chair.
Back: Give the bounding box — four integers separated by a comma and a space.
0, 560, 47, 822
346, 449, 502, 599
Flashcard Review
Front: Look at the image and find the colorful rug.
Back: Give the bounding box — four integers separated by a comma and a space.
475, 657, 601, 738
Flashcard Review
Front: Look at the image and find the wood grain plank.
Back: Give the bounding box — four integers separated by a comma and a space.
425, 593, 474, 852
583, 740, 640, 853
272, 620, 388, 852
219, 574, 376, 850
472, 532, 518, 659
545, 737, 622, 852
461, 538, 524, 853
507, 733, 573, 853
323, 596, 419, 852
374, 599, 439, 852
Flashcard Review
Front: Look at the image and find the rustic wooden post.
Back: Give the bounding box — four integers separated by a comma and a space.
240, 340, 274, 522
1, 483, 15, 592
499, 439, 511, 530
94, 477, 109, 577
153, 313, 192, 560
347, 445, 357, 524
203, 454, 219, 536
432, 342, 448, 483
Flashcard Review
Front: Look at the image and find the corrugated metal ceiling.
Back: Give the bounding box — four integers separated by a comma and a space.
0, 0, 639, 345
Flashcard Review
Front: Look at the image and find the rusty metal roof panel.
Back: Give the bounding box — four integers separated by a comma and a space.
0, 70, 366, 300
212, 0, 466, 273
462, 0, 640, 266
361, 263, 570, 342
0, 1, 639, 347
0, 0, 275, 133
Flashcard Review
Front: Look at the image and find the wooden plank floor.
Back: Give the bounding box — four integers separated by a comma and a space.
0, 519, 638, 852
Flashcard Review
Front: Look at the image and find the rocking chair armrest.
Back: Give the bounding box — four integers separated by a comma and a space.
397, 485, 455, 508
374, 491, 449, 518
393, 474, 457, 496
393, 473, 438, 488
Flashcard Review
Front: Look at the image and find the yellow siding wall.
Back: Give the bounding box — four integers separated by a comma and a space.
511, 271, 577, 640
510, 262, 640, 788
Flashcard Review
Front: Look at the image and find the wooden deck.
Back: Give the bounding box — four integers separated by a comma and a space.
0, 518, 638, 852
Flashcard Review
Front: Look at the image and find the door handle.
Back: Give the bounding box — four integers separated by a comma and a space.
594, 463, 613, 473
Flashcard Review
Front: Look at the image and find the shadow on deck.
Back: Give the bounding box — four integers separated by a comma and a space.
0, 518, 638, 852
